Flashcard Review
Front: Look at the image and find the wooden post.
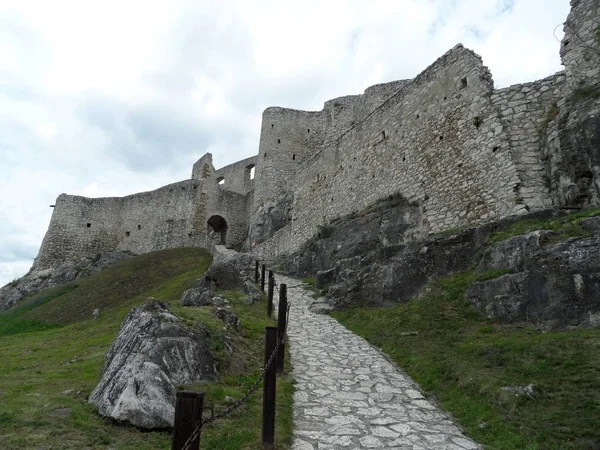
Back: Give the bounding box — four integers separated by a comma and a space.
262, 327, 277, 447
261, 264, 266, 292
255, 260, 260, 283
172, 391, 204, 450
267, 271, 274, 318
276, 284, 287, 375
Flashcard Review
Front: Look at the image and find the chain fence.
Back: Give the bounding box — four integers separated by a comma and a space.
180, 265, 301, 450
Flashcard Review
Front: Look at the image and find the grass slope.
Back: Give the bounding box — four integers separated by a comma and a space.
0, 248, 293, 449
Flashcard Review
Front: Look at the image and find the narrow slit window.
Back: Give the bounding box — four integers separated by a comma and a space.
292, 154, 296, 160
86, 223, 91, 228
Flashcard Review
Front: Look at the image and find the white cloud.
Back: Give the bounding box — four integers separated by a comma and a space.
0, 0, 571, 287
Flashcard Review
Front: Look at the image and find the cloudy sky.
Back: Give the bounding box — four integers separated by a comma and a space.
0, 0, 571, 287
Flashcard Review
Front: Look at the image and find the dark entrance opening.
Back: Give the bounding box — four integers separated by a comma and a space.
207, 215, 228, 245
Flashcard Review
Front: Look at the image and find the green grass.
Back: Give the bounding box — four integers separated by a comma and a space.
487, 207, 600, 245
0, 248, 293, 449
332, 271, 600, 450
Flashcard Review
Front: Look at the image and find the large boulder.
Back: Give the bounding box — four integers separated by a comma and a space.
247, 192, 294, 246
0, 251, 134, 311
88, 299, 215, 429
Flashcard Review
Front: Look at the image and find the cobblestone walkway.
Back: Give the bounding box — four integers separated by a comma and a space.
275, 275, 481, 450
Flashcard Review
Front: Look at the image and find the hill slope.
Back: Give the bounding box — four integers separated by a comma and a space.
0, 248, 293, 450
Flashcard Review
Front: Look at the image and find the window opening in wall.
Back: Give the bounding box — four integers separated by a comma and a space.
245, 164, 255, 180
382, 130, 386, 139
277, 139, 281, 144
86, 223, 91, 228
217, 176, 225, 185
125, 231, 130, 237
444, 96, 447, 100
292, 154, 296, 160
493, 146, 499, 152
307, 128, 310, 133
271, 124, 274, 128
402, 156, 406, 162
439, 135, 443, 141
193, 184, 198, 189
458, 163, 463, 168
460, 77, 468, 89
473, 116, 483, 129
264, 153, 267, 158
138, 224, 141, 230
416, 114, 420, 119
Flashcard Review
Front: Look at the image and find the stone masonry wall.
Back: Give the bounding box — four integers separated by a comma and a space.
491, 73, 567, 211
254, 45, 524, 258
34, 180, 207, 271
252, 108, 324, 210
214, 155, 257, 195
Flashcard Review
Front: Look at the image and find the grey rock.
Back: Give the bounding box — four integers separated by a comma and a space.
93, 308, 100, 319
316, 268, 336, 289
247, 192, 293, 246
477, 230, 555, 273
581, 215, 600, 233
243, 280, 262, 304
88, 298, 215, 429
467, 235, 600, 328
213, 308, 242, 331
500, 384, 536, 398
180, 287, 214, 307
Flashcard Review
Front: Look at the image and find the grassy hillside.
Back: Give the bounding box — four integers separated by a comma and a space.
333, 272, 600, 450
0, 248, 293, 450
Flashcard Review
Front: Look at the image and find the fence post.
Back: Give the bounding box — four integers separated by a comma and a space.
255, 260, 259, 283
261, 264, 266, 292
276, 284, 287, 375
262, 327, 278, 447
172, 391, 204, 450
267, 271, 274, 318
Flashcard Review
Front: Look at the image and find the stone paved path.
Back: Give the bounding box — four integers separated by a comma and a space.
275, 275, 481, 450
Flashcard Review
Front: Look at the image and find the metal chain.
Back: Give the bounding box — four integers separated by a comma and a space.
180, 334, 284, 450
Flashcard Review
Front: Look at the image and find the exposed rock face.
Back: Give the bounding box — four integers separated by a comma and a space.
467, 233, 600, 328
88, 299, 215, 429
247, 192, 293, 246
281, 208, 565, 309
180, 261, 261, 307
0, 251, 134, 311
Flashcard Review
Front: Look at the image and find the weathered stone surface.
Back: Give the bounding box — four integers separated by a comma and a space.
0, 251, 134, 311
183, 261, 261, 306
213, 307, 242, 330
581, 216, 600, 233
468, 235, 600, 328
180, 288, 214, 307
88, 299, 215, 429
247, 192, 293, 246
477, 230, 555, 273
316, 269, 336, 289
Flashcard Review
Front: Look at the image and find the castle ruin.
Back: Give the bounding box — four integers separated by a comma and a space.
33, 0, 600, 272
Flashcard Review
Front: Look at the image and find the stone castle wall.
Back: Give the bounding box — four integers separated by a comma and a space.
31, 0, 600, 272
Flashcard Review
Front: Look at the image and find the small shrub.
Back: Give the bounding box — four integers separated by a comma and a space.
569, 86, 600, 102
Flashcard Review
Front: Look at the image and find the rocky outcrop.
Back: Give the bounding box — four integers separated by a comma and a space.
247, 192, 294, 246
180, 260, 261, 307
467, 233, 600, 328
88, 299, 215, 429
0, 251, 134, 311
283, 206, 562, 308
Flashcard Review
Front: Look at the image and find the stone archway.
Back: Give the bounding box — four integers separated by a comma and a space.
207, 215, 228, 245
